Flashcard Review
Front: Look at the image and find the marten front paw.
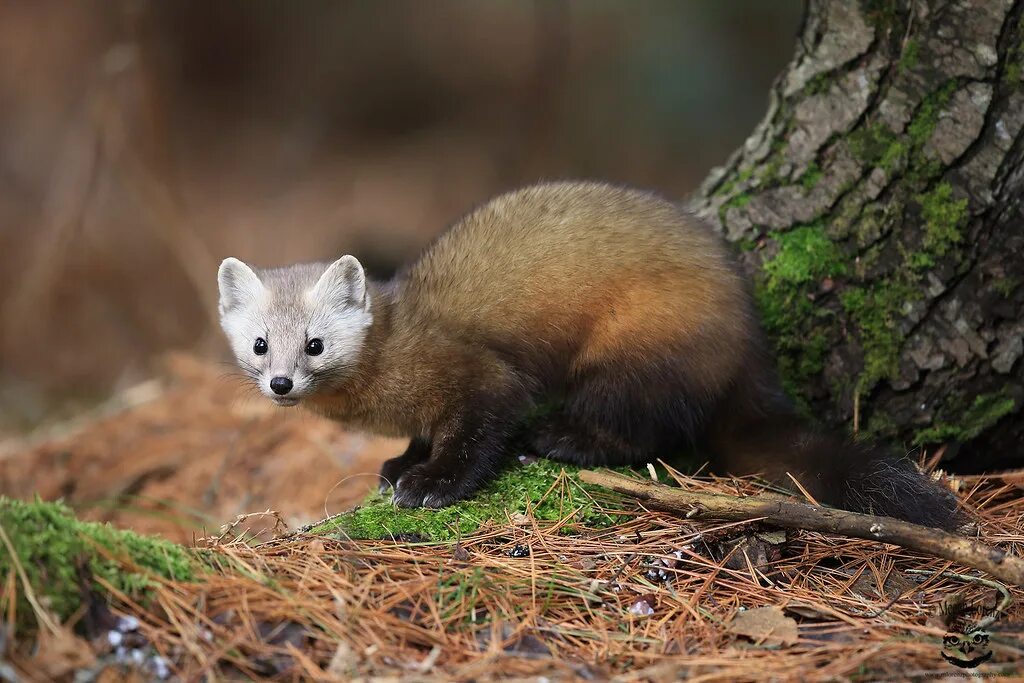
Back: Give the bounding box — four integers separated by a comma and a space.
391, 463, 465, 508
378, 455, 416, 492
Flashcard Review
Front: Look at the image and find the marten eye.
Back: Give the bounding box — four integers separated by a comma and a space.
305, 338, 324, 356
253, 337, 268, 355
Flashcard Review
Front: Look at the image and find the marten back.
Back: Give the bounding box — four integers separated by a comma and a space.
397, 182, 755, 397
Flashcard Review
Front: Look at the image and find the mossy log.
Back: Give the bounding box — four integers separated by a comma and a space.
693, 0, 1024, 469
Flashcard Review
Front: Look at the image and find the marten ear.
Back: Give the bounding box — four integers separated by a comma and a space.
312, 255, 367, 310
218, 257, 264, 315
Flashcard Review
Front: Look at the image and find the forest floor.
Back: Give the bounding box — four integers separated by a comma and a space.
1, 356, 1023, 681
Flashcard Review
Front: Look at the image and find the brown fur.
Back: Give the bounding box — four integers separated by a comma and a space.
302, 181, 960, 527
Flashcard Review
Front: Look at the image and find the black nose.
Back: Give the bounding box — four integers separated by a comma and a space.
270, 377, 293, 395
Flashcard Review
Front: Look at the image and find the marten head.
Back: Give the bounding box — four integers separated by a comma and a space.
217, 255, 373, 406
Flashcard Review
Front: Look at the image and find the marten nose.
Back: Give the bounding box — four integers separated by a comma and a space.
270, 377, 293, 395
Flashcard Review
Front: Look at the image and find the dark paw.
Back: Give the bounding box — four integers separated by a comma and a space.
529, 428, 579, 463
378, 454, 416, 492
391, 463, 466, 508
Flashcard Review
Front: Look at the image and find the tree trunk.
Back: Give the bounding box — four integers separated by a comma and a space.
692, 0, 1023, 470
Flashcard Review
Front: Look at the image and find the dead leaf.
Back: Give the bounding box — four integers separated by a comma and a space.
728, 606, 798, 647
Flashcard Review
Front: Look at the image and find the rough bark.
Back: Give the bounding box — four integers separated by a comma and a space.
692, 0, 1024, 469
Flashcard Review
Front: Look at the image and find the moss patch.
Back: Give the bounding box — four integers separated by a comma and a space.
314, 460, 642, 542
917, 182, 967, 258
913, 389, 1018, 446
310, 460, 628, 542
712, 166, 754, 200
762, 225, 847, 287
899, 39, 920, 72
829, 80, 962, 399
840, 282, 917, 393
849, 122, 906, 173
753, 224, 848, 409
0, 498, 196, 623
799, 163, 823, 191
847, 81, 956, 181
718, 190, 752, 222
993, 277, 1018, 297
805, 73, 832, 96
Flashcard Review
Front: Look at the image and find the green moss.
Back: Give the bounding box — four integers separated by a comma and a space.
805, 73, 832, 96
754, 224, 847, 408
862, 0, 901, 29
312, 460, 625, 542
774, 329, 830, 412
757, 138, 790, 186
862, 410, 898, 439
762, 224, 847, 287
849, 123, 905, 172
1007, 62, 1021, 87
1002, 19, 1023, 88
960, 390, 1017, 436
725, 193, 751, 210
913, 246, 937, 270
993, 277, 1018, 297
913, 389, 1018, 445
847, 82, 955, 182
907, 82, 955, 147
736, 237, 759, 252
903, 81, 958, 181
0, 498, 196, 622
839, 183, 964, 394
899, 39, 920, 72
799, 163, 823, 191
829, 81, 965, 397
714, 167, 754, 199
840, 282, 917, 393
715, 179, 736, 198
916, 182, 966, 257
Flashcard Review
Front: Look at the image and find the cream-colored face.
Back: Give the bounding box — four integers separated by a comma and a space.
217, 255, 373, 406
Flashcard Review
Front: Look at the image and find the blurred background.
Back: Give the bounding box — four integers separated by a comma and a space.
0, 1, 802, 537
0, 3, 806, 540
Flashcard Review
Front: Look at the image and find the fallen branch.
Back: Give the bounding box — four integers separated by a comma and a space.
579, 469, 1024, 587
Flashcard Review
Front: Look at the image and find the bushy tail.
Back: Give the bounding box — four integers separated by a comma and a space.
709, 373, 962, 530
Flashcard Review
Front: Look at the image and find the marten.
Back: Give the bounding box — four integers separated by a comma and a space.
217, 181, 961, 528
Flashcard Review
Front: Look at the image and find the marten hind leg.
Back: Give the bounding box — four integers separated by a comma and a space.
530, 413, 648, 466
531, 361, 705, 467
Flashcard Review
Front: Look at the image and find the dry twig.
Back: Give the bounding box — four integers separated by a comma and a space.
579, 469, 1024, 587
